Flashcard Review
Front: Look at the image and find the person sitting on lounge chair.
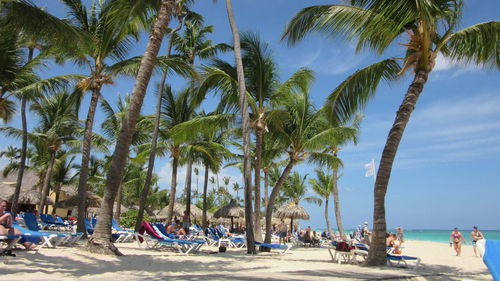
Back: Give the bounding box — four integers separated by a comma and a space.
0, 200, 36, 249
166, 219, 186, 236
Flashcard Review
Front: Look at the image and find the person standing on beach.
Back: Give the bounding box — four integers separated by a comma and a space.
182, 211, 191, 233
277, 219, 288, 244
470, 226, 484, 257
450, 227, 465, 256
362, 222, 371, 245
396, 226, 404, 243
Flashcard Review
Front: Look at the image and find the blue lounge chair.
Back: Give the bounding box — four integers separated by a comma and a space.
386, 253, 421, 268
24, 213, 82, 246
135, 222, 205, 254
255, 241, 292, 254
477, 239, 500, 281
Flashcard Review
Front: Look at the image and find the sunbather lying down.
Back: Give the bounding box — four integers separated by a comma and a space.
0, 200, 36, 250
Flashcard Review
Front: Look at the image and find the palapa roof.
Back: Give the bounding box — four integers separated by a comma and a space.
155, 203, 203, 219
8, 189, 54, 205
214, 200, 244, 218
0, 170, 40, 201
55, 191, 102, 208
275, 202, 310, 220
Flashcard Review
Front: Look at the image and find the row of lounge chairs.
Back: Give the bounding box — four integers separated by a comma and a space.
328, 241, 421, 268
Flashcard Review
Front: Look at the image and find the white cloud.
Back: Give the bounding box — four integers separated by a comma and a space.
433, 53, 482, 77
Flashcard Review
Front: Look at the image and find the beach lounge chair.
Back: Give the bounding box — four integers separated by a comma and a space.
255, 241, 292, 254
135, 222, 205, 254
386, 253, 421, 268
22, 213, 79, 247
0, 234, 21, 253
85, 218, 129, 242
477, 239, 500, 281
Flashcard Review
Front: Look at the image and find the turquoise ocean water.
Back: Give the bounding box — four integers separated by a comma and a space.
332, 229, 500, 244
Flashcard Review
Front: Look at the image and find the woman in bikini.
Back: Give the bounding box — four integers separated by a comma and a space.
450, 227, 464, 256
0, 200, 36, 249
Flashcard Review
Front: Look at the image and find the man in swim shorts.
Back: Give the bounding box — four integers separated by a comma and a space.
470, 226, 484, 257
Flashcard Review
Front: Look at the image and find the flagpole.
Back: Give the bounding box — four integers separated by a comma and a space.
372, 159, 376, 183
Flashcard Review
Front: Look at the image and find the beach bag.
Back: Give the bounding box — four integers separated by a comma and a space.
218, 246, 227, 253
336, 241, 350, 252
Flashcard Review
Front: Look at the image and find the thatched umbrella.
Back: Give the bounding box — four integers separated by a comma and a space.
275, 202, 310, 233
214, 199, 244, 230
55, 192, 102, 209
155, 203, 203, 220
8, 189, 54, 205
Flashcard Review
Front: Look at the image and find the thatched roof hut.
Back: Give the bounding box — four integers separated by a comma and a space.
0, 170, 40, 201
155, 203, 203, 220
7, 189, 54, 205
55, 192, 102, 208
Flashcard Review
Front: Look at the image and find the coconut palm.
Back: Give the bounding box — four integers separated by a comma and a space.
0, 24, 82, 216
28, 91, 80, 213
89, 0, 177, 255
283, 0, 500, 264
308, 169, 334, 238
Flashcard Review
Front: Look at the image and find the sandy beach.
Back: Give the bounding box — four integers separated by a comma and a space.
0, 240, 491, 281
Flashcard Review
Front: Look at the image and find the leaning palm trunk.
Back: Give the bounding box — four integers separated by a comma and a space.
135, 21, 183, 232
202, 165, 209, 229
366, 69, 429, 265
332, 169, 345, 240
38, 151, 56, 213
324, 197, 332, 239
11, 97, 28, 216
264, 159, 296, 243
225, 0, 255, 254
253, 125, 264, 241
76, 88, 101, 235
114, 181, 123, 223
166, 156, 179, 223
87, 0, 174, 256
12, 48, 34, 216
52, 185, 61, 215
264, 168, 269, 209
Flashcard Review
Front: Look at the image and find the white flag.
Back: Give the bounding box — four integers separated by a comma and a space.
364, 160, 375, 177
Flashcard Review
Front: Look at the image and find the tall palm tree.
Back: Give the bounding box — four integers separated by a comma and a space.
0, 23, 81, 216
308, 169, 334, 237
283, 0, 500, 264
222, 0, 255, 254
51, 153, 78, 215
88, 0, 176, 255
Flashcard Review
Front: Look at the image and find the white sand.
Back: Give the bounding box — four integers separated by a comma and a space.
0, 240, 491, 281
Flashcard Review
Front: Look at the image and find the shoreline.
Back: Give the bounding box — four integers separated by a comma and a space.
0, 239, 491, 280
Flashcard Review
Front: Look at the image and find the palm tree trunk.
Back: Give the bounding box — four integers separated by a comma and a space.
366, 69, 429, 266
114, 181, 123, 223
202, 165, 209, 229
11, 47, 33, 216
290, 216, 294, 235
225, 0, 255, 254
264, 168, 269, 211
38, 151, 56, 213
76, 88, 100, 235
264, 159, 296, 243
87, 0, 175, 256
166, 156, 179, 223
11, 96, 28, 216
324, 197, 332, 239
185, 158, 193, 216
135, 17, 183, 233
253, 126, 263, 241
52, 185, 61, 215
332, 169, 345, 240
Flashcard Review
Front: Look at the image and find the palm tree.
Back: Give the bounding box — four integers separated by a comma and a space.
51, 153, 78, 215
222, 0, 256, 254
232, 182, 241, 200
0, 23, 81, 216
88, 0, 176, 255
283, 0, 500, 264
29, 91, 80, 213
308, 169, 334, 238
100, 94, 153, 223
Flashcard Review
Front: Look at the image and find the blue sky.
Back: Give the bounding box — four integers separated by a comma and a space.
2, 0, 500, 231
